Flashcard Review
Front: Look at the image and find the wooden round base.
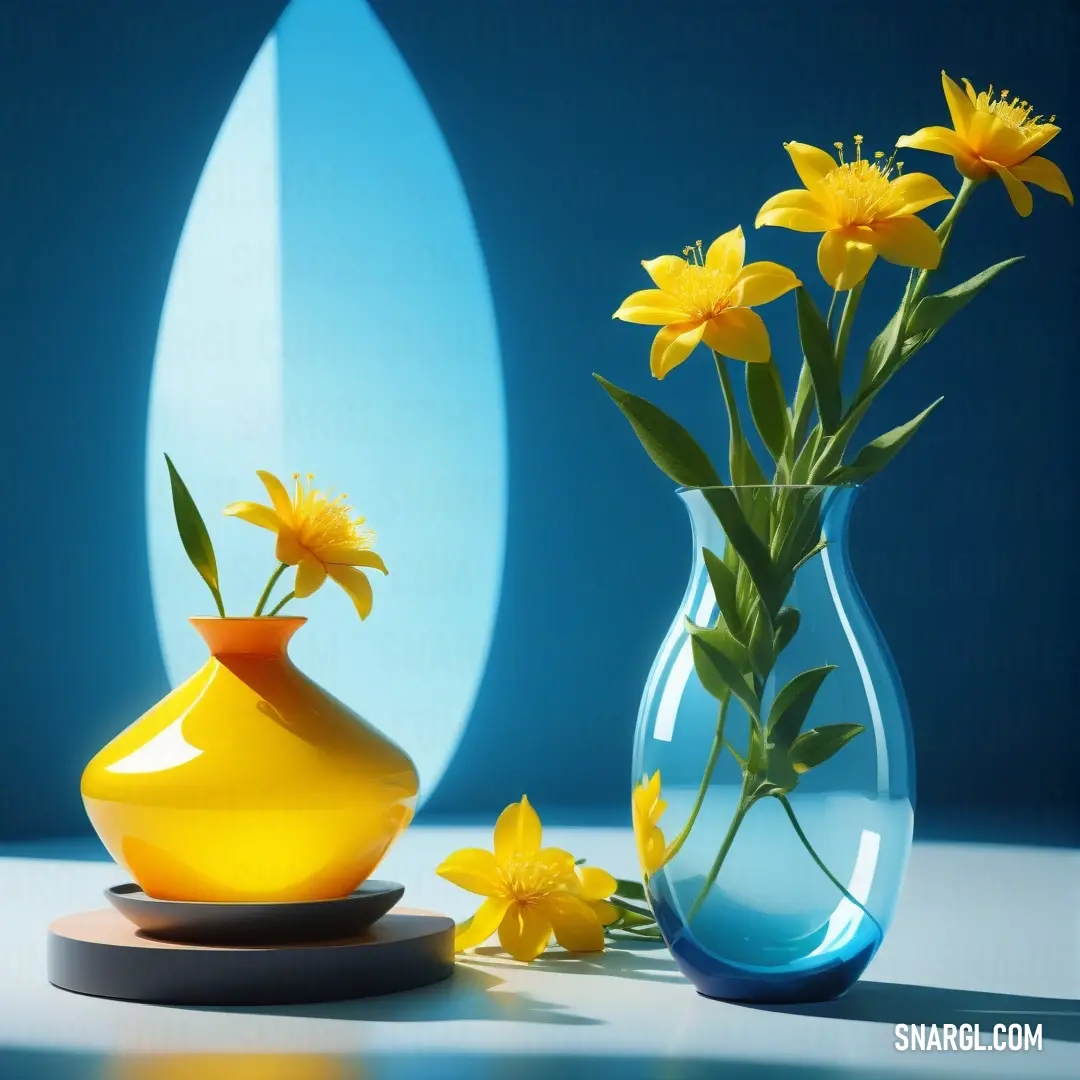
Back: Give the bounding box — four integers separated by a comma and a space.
47, 907, 455, 1005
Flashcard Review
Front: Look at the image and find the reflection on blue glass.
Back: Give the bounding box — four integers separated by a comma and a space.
636, 487, 915, 1002
145, 0, 506, 807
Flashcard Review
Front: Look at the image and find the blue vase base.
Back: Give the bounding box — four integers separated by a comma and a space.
667, 932, 879, 1005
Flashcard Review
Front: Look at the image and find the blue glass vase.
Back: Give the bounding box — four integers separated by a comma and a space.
633, 485, 914, 1003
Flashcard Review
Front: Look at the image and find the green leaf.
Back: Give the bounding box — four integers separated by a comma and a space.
594, 375, 722, 488
863, 301, 907, 391
766, 665, 836, 748
741, 484, 773, 544
702, 547, 743, 637
698, 621, 750, 670
734, 559, 757, 628
793, 538, 828, 573
795, 287, 841, 435
790, 723, 866, 772
746, 602, 775, 682
791, 361, 815, 449
790, 425, 822, 485
908, 257, 1024, 335
612, 908, 657, 930
686, 622, 749, 700
764, 743, 800, 795
901, 327, 937, 365
746, 720, 768, 773
775, 488, 824, 574
731, 433, 769, 488
807, 390, 878, 483
722, 535, 741, 576
825, 398, 943, 484
871, 326, 938, 392
773, 607, 801, 654
746, 360, 791, 463
164, 453, 225, 617
608, 922, 663, 941
687, 621, 761, 718
775, 461, 792, 487
613, 877, 646, 902
701, 487, 781, 613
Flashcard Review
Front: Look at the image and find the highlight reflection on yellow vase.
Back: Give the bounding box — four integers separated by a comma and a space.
82, 616, 418, 902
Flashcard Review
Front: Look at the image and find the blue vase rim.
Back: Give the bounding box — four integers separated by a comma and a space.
674, 482, 862, 494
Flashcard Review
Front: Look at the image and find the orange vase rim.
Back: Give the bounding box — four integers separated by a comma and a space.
188, 616, 309, 624
190, 615, 307, 656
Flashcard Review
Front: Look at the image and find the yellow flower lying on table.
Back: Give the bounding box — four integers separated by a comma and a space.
612, 226, 800, 377
633, 771, 669, 877
756, 137, 952, 291
897, 71, 1072, 218
436, 796, 620, 962
224, 470, 387, 619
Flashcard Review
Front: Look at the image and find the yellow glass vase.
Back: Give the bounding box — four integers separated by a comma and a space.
81, 617, 418, 902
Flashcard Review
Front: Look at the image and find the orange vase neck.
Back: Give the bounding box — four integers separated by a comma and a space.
190, 616, 307, 657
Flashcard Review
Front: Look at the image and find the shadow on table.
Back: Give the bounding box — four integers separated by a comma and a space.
745, 980, 1080, 1043
0, 1048, 974, 1080
189, 959, 602, 1025
467, 940, 682, 984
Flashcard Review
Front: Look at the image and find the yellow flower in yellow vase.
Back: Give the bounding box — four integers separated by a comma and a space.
633, 771, 668, 877
224, 471, 387, 619
896, 72, 1073, 217
613, 226, 800, 378
756, 137, 953, 291
436, 796, 616, 962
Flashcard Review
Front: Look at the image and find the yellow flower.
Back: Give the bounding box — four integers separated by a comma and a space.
613, 226, 800, 378
755, 138, 953, 291
436, 795, 618, 963
896, 72, 1073, 218
632, 771, 668, 877
224, 470, 387, 619
573, 865, 621, 930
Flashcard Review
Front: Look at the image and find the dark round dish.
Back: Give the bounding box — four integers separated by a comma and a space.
105, 880, 405, 946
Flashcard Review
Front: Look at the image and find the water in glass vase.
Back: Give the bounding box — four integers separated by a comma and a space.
633, 485, 915, 1003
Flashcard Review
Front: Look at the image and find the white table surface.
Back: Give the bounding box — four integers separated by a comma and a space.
1, 827, 1077, 1080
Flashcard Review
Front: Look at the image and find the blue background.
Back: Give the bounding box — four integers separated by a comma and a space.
1, 0, 1077, 844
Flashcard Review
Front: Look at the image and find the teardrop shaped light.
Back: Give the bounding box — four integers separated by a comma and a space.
146, 0, 507, 808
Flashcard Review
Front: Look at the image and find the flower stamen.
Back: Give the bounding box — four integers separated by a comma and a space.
818, 136, 906, 226
964, 78, 1055, 135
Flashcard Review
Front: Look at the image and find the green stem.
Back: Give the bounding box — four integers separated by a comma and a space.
825, 289, 839, 332
663, 697, 730, 865
687, 788, 752, 923
610, 898, 655, 921
834, 279, 864, 378
776, 794, 884, 937
267, 591, 297, 617
209, 585, 226, 619
253, 562, 288, 616
909, 176, 978, 307
611, 925, 663, 940
712, 351, 744, 484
